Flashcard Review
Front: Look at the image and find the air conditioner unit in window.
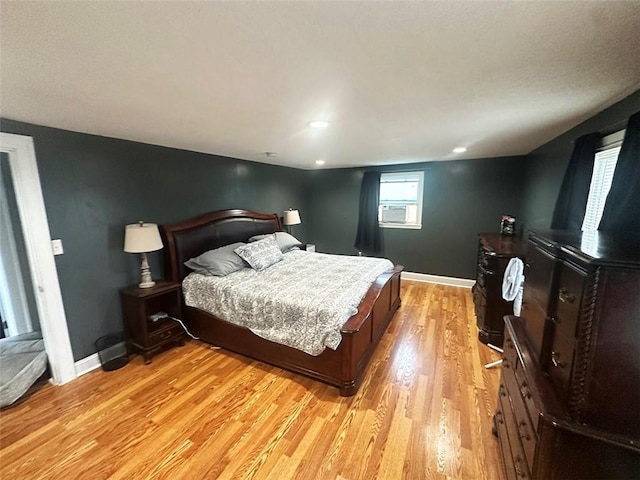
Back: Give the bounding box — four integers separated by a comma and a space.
381, 205, 406, 223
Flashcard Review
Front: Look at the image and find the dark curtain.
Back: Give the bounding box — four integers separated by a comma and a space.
550, 133, 599, 230
599, 111, 640, 235
354, 171, 381, 253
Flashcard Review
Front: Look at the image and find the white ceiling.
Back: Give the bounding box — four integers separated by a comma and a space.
1, 2, 640, 170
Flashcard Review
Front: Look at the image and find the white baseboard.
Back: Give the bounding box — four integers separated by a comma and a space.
402, 271, 475, 288
75, 352, 102, 377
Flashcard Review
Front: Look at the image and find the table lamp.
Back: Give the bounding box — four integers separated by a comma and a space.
124, 221, 163, 288
283, 209, 301, 235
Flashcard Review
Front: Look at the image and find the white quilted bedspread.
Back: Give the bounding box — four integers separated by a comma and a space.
182, 250, 394, 355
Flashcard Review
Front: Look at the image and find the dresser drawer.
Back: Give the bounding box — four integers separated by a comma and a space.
476, 264, 496, 290
503, 333, 518, 367
503, 356, 538, 470
500, 387, 532, 480
147, 324, 182, 347
554, 262, 586, 339
513, 362, 540, 432
525, 244, 557, 311
547, 329, 576, 401
495, 393, 518, 480
520, 290, 548, 361
478, 245, 490, 268
472, 286, 486, 328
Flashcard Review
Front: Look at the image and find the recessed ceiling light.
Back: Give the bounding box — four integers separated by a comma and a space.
307, 120, 330, 129
453, 147, 467, 153
264, 152, 278, 157
315, 160, 325, 166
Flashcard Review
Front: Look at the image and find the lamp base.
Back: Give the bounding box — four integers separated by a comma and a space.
138, 252, 156, 289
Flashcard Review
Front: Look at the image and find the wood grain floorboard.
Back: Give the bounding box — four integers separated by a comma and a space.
0, 281, 503, 479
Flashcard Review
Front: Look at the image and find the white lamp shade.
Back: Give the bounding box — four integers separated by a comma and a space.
283, 210, 301, 226
124, 222, 163, 253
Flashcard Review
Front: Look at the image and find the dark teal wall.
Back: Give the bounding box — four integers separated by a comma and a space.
522, 90, 640, 230
3, 90, 639, 361
0, 119, 310, 360
306, 156, 528, 279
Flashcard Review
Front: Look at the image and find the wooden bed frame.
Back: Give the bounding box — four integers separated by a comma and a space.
162, 209, 403, 396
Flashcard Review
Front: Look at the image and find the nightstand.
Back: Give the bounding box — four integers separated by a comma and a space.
120, 280, 185, 364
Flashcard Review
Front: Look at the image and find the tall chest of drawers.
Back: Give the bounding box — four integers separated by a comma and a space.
495, 230, 640, 480
472, 233, 526, 347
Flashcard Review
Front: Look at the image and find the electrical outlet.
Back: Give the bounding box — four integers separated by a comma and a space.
51, 239, 64, 255
149, 312, 168, 322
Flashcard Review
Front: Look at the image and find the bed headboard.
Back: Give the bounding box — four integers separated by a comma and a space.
161, 209, 282, 282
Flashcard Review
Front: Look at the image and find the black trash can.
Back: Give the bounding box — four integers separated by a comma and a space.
95, 333, 129, 371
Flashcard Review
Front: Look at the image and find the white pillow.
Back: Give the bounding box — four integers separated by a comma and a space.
234, 236, 284, 271
249, 231, 302, 253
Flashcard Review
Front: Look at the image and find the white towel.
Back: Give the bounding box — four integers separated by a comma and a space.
502, 257, 525, 316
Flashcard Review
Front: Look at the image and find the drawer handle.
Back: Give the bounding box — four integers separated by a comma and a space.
518, 420, 531, 441
520, 382, 532, 400
558, 288, 575, 304
547, 315, 559, 326
551, 351, 566, 369
514, 456, 528, 478
503, 359, 510, 369
161, 331, 172, 340
495, 411, 504, 425
499, 385, 507, 397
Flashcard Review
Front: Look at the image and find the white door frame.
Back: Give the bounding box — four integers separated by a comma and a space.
0, 133, 76, 384
0, 164, 34, 336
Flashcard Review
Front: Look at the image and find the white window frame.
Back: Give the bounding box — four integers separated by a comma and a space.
581, 129, 625, 232
378, 171, 424, 230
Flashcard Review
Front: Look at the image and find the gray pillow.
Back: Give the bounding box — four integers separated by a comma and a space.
235, 236, 284, 271
249, 231, 302, 253
184, 242, 248, 276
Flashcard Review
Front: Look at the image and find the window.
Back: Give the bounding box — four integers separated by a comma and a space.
378, 171, 424, 229
581, 130, 624, 231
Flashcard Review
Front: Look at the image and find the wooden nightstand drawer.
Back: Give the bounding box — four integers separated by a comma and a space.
148, 324, 182, 345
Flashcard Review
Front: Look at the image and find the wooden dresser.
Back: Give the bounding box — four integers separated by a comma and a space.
473, 233, 526, 347
495, 230, 640, 480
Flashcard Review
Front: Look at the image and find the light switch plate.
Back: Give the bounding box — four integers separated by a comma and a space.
51, 239, 64, 255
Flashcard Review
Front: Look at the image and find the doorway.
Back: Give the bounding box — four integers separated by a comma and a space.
0, 133, 75, 384
1, 152, 39, 338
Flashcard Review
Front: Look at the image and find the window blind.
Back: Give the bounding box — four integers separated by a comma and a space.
582, 146, 621, 231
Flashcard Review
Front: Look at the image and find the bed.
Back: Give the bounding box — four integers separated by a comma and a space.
162, 209, 403, 396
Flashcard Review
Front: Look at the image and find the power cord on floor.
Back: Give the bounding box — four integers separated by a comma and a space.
165, 315, 200, 340
484, 343, 503, 369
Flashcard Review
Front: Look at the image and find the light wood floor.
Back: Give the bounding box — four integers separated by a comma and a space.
0, 281, 503, 480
